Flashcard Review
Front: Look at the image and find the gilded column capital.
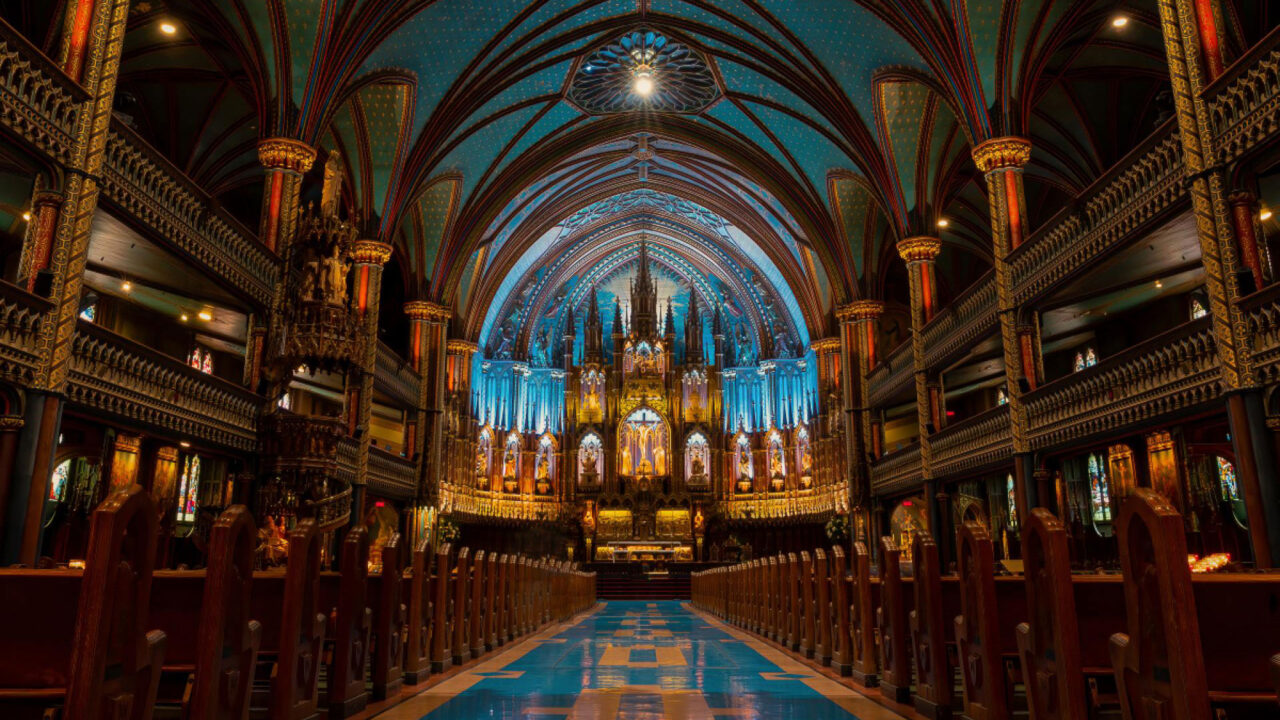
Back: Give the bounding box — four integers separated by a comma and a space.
404, 300, 451, 323
809, 337, 841, 353
352, 240, 394, 265
835, 299, 884, 324
257, 138, 318, 174
0, 416, 24, 431
447, 339, 480, 355
971, 136, 1032, 173
896, 236, 942, 264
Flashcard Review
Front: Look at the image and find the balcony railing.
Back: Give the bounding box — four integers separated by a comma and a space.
920, 273, 997, 369
721, 482, 848, 522
866, 343, 914, 407
1023, 317, 1221, 451
1205, 25, 1280, 162
438, 481, 562, 523
870, 442, 922, 495
0, 19, 85, 166
929, 404, 1012, 478
0, 281, 49, 385
368, 446, 416, 500
66, 322, 261, 451
101, 121, 278, 307
374, 341, 420, 408
1241, 283, 1280, 385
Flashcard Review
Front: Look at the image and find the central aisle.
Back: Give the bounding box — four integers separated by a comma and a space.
374, 601, 907, 720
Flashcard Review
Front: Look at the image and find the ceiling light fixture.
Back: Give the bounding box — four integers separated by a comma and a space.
632, 67, 655, 97
179, 441, 191, 448
198, 309, 213, 322
1111, 15, 1129, 28
21, 211, 31, 221
936, 218, 949, 228
1261, 208, 1273, 221
160, 21, 177, 35
121, 280, 132, 292
179, 313, 189, 322
1155, 279, 1164, 289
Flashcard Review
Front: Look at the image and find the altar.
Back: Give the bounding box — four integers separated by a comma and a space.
596, 540, 693, 562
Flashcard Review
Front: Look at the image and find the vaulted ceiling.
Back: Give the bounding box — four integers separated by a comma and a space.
15, 0, 1255, 347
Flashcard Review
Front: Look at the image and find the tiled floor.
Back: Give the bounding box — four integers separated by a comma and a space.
372, 601, 907, 719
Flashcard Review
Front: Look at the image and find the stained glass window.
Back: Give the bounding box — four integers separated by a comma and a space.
1088, 453, 1112, 524
278, 393, 291, 410
188, 348, 214, 374
176, 455, 201, 522
1190, 298, 1208, 320
996, 387, 1009, 406
1217, 456, 1239, 502
1074, 348, 1099, 373
49, 459, 70, 502
1006, 474, 1018, 530
78, 304, 96, 322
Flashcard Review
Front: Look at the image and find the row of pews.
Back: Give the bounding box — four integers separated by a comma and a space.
0, 485, 597, 720
692, 488, 1280, 720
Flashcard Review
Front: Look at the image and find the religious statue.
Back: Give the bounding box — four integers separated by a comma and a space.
579, 445, 599, 479
502, 444, 518, 480
770, 446, 784, 479
737, 448, 752, 481
256, 515, 289, 567
690, 453, 705, 478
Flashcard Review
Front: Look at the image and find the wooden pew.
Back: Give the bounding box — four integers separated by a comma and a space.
368, 534, 404, 701
402, 539, 432, 685
1110, 489, 1280, 719
815, 548, 833, 666
429, 543, 452, 673
851, 541, 879, 687
910, 530, 956, 719
831, 546, 853, 675
469, 549, 487, 659
485, 552, 499, 650
955, 521, 1009, 720
0, 485, 167, 720
878, 536, 912, 703
323, 526, 371, 718
765, 556, 778, 642
1016, 508, 1087, 720
452, 547, 471, 664
496, 553, 510, 646
149, 505, 261, 720
502, 554, 516, 643
800, 551, 816, 658
786, 552, 801, 651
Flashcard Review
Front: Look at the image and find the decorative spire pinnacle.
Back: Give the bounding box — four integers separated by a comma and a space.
664, 297, 675, 336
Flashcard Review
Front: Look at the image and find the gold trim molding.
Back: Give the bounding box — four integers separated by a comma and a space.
447, 339, 480, 354
896, 236, 942, 263
352, 240, 393, 265
809, 337, 841, 352
257, 138, 318, 174
836, 299, 885, 323
404, 300, 451, 322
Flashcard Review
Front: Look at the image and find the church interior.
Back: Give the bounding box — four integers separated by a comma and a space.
0, 0, 1278, 718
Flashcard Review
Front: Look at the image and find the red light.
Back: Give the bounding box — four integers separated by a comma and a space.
946, 411, 956, 417
903, 500, 913, 507
375, 501, 385, 508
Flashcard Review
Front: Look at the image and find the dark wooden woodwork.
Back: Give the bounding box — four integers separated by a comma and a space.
851, 540, 879, 687
369, 534, 404, 701
878, 536, 911, 703
955, 521, 1008, 720
485, 551, 498, 650
429, 543, 452, 673
815, 548, 833, 665
831, 546, 852, 675
1017, 508, 1087, 720
402, 538, 431, 684
324, 526, 370, 718
786, 552, 801, 651
910, 530, 955, 719
469, 549, 487, 659
452, 547, 471, 664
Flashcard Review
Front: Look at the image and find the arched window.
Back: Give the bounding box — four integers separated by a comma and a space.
996, 387, 1009, 406
49, 459, 71, 501
1074, 348, 1099, 373
78, 303, 96, 322
577, 433, 603, 485
176, 455, 201, 523
476, 428, 492, 483
1088, 453, 1112, 525
767, 429, 785, 490
685, 432, 710, 485
1190, 298, 1208, 320
795, 427, 813, 486
188, 347, 214, 374
1216, 456, 1239, 502
618, 407, 669, 477
278, 392, 292, 410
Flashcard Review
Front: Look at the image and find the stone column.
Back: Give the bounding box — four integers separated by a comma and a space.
835, 300, 883, 553
1229, 191, 1269, 292
10, 0, 130, 565
897, 237, 943, 546
972, 137, 1038, 525
348, 240, 393, 520
17, 187, 66, 295
406, 301, 451, 508
1157, 0, 1280, 566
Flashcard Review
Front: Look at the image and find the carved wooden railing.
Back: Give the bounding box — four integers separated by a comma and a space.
307, 484, 353, 533
0, 18, 85, 166
867, 343, 914, 407
721, 482, 848, 522
335, 436, 359, 485
1023, 317, 1221, 451
870, 442, 922, 495
101, 120, 278, 307
1010, 122, 1185, 305
920, 273, 997, 369
1241, 284, 1280, 385
438, 481, 562, 523
374, 341, 420, 409
0, 281, 49, 385
928, 404, 1012, 479
66, 321, 260, 450
368, 446, 417, 500
1205, 25, 1280, 163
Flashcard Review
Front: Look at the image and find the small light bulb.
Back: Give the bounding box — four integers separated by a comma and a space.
1155, 279, 1163, 289
21, 211, 31, 222
633, 70, 654, 97
1112, 15, 1129, 28
1261, 208, 1273, 221
180, 313, 189, 322
179, 441, 191, 448
198, 309, 213, 321
160, 22, 177, 35
936, 218, 949, 228
121, 280, 132, 292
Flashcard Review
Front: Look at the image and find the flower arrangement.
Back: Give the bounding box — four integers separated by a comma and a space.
825, 514, 849, 544
436, 517, 461, 545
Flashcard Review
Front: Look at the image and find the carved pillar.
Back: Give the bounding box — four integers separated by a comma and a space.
8, 0, 130, 565
17, 187, 66, 295
1229, 191, 1269, 292
257, 139, 317, 254
445, 339, 478, 503
1016, 320, 1045, 391
836, 300, 883, 507
348, 240, 393, 519
897, 236, 941, 467
972, 137, 1038, 524
1157, 0, 1280, 566
406, 301, 451, 507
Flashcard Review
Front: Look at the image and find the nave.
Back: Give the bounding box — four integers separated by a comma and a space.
373, 601, 902, 720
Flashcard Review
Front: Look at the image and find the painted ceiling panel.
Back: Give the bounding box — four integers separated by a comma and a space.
875, 79, 933, 216
404, 178, 460, 283
329, 81, 414, 223
831, 176, 878, 282
738, 99, 847, 199
434, 103, 546, 201
963, 0, 1002, 106
283, 0, 328, 107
